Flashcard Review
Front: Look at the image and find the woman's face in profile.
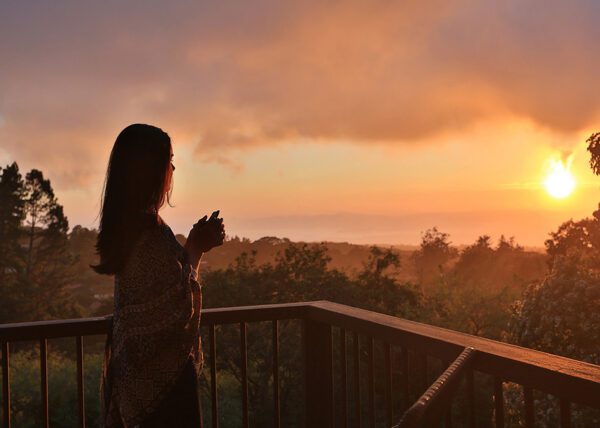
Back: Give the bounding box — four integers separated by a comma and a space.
165, 145, 174, 194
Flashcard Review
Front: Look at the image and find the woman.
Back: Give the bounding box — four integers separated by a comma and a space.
94, 124, 224, 427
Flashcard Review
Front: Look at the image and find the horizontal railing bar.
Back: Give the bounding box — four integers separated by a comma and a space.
305, 301, 600, 408
0, 316, 111, 341
0, 302, 311, 342
201, 302, 309, 325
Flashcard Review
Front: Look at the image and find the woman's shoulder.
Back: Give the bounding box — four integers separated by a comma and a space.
136, 222, 166, 245
133, 221, 182, 260
118, 224, 180, 279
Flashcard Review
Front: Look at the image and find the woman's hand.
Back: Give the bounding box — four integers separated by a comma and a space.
184, 213, 225, 267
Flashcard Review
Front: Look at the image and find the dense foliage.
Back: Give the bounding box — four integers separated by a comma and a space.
512, 218, 600, 365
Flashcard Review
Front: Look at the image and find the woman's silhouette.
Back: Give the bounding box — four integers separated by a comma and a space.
94, 124, 224, 427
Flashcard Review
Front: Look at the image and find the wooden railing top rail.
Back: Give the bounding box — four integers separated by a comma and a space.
202, 301, 309, 324
0, 316, 111, 341
1, 300, 599, 407
0, 302, 311, 341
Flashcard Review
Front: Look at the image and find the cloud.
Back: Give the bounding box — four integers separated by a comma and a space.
0, 0, 598, 184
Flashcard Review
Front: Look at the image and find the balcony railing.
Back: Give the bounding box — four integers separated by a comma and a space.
1, 300, 599, 427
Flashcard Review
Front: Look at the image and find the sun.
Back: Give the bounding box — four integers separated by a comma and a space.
543, 158, 576, 199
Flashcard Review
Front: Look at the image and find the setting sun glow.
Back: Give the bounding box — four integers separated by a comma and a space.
544, 158, 576, 199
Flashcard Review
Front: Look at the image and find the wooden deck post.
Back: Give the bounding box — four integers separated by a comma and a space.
305, 318, 333, 427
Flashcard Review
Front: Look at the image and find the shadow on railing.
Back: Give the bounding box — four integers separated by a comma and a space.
1, 301, 600, 427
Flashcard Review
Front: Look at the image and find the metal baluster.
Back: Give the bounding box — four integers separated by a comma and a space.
494, 378, 504, 428
444, 359, 452, 428
2, 341, 10, 428
420, 353, 428, 392
40, 339, 49, 428
301, 318, 306, 425
368, 337, 375, 427
209, 325, 219, 428
400, 347, 409, 413
466, 369, 475, 428
340, 328, 347, 428
560, 399, 571, 428
384, 342, 392, 427
305, 320, 333, 427
240, 322, 249, 428
76, 336, 85, 428
523, 386, 534, 428
353, 332, 361, 427
272, 321, 280, 428
331, 327, 335, 428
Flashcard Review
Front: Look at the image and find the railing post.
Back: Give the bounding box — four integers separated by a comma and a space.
305, 319, 333, 427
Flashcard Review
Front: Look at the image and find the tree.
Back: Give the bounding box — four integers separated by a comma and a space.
412, 227, 457, 291
512, 215, 600, 364
69, 226, 100, 272
509, 227, 600, 425
0, 163, 26, 322
586, 131, 600, 175
0, 167, 81, 322
354, 246, 422, 318
452, 235, 494, 279
544, 212, 600, 267
496, 235, 523, 253
427, 235, 531, 340
22, 170, 59, 277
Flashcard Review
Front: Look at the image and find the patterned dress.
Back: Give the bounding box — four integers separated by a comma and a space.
101, 221, 204, 428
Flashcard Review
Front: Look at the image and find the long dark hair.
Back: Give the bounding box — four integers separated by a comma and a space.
93, 123, 172, 275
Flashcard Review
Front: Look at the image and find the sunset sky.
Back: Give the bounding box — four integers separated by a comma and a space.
1, 1, 599, 246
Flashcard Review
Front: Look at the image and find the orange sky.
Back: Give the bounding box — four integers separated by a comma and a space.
0, 1, 599, 245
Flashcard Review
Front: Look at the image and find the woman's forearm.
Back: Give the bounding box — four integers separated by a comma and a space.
188, 251, 203, 272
